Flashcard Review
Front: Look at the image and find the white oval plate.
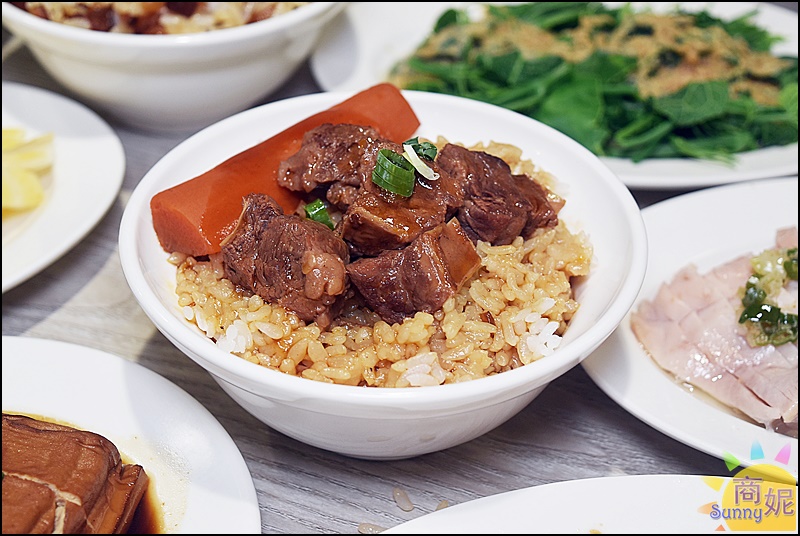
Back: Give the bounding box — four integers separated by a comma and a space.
582, 177, 798, 481
310, 2, 799, 189
384, 475, 740, 533
1, 336, 261, 534
2, 82, 125, 292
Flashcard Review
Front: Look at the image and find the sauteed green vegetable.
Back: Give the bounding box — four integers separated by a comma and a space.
389, 2, 798, 163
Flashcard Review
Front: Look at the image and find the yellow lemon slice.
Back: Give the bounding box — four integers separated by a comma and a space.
3, 131, 54, 172
2, 165, 45, 210
2, 127, 26, 151
2, 128, 54, 213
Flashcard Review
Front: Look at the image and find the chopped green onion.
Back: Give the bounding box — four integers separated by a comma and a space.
372, 149, 415, 197
738, 246, 799, 346
785, 248, 798, 280
403, 137, 438, 160
304, 199, 335, 230
403, 144, 440, 181
739, 303, 798, 347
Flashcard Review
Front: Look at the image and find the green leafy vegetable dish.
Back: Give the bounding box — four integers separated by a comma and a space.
388, 2, 798, 163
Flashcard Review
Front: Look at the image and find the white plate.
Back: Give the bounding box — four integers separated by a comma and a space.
311, 2, 799, 189
384, 475, 761, 533
582, 177, 799, 481
2, 82, 125, 292
1, 336, 261, 534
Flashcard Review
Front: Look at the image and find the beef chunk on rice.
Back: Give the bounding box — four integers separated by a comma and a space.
347, 218, 481, 324
339, 164, 455, 258
221, 193, 350, 328
276, 123, 398, 211
436, 143, 560, 245
277, 123, 462, 257
226, 129, 563, 328
512, 173, 562, 236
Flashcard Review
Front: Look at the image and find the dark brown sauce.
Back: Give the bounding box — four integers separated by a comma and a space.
127, 485, 165, 534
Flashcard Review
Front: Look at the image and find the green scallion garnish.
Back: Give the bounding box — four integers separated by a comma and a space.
403, 137, 438, 160
785, 248, 798, 280
372, 149, 415, 197
403, 144, 440, 181
304, 199, 335, 230
738, 246, 798, 347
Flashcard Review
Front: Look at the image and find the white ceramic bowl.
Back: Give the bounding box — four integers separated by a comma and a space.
1, 2, 347, 133
119, 89, 647, 459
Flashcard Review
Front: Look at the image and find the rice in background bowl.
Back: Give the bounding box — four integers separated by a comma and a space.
1, 2, 347, 133
8, 2, 311, 34
119, 90, 647, 459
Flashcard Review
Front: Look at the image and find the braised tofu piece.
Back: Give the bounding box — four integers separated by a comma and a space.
2, 413, 149, 535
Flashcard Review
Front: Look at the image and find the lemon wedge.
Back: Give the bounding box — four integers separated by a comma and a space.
3, 166, 45, 210
2, 127, 26, 151
2, 128, 54, 213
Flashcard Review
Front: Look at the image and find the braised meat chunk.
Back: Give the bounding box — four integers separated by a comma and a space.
222, 193, 350, 328
2, 414, 149, 535
512, 174, 563, 236
340, 167, 454, 257
348, 218, 481, 324
278, 123, 463, 257
222, 125, 569, 333
277, 123, 398, 211
437, 144, 559, 245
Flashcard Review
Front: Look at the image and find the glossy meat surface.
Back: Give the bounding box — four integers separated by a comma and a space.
2, 414, 149, 534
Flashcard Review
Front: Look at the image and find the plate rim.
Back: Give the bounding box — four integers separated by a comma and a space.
383, 474, 739, 533
2, 81, 126, 293
1, 335, 262, 534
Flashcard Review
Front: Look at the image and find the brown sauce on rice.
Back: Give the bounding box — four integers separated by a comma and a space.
172, 141, 592, 388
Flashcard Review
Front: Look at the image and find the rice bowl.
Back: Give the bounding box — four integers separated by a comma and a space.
119, 89, 647, 459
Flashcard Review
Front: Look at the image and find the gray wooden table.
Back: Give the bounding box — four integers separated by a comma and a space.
3, 3, 797, 533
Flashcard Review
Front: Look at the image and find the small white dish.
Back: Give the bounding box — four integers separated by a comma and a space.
1, 335, 262, 534
582, 176, 798, 481
2, 82, 125, 293
384, 475, 737, 534
310, 2, 799, 189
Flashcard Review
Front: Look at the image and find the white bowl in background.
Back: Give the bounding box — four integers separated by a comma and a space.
119, 89, 647, 459
1, 2, 347, 133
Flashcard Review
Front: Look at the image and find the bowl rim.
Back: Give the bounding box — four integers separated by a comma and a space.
119, 89, 648, 409
1, 2, 344, 48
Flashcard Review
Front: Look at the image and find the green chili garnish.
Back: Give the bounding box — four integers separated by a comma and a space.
304, 199, 335, 230
372, 149, 416, 197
